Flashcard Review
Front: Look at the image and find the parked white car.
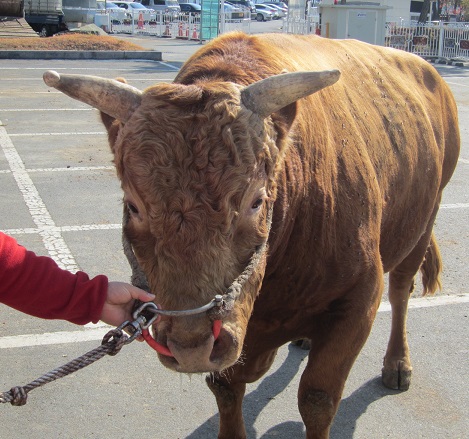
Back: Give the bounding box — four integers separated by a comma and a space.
262, 2, 287, 18
96, 0, 127, 22
113, 1, 156, 21
135, 0, 181, 17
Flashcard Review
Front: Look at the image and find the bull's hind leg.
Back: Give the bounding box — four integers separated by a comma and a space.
382, 230, 442, 390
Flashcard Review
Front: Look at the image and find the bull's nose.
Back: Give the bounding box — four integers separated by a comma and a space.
167, 335, 216, 373
165, 328, 236, 373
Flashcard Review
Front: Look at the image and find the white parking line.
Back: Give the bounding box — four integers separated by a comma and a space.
2, 224, 122, 235
377, 293, 469, 313
0, 108, 92, 112
0, 91, 61, 94
26, 166, 115, 172
8, 132, 106, 137
446, 81, 469, 88
440, 203, 469, 209
157, 61, 180, 71
0, 327, 112, 349
0, 65, 173, 71
1, 77, 172, 81
0, 166, 113, 175
0, 121, 79, 271
0, 294, 467, 349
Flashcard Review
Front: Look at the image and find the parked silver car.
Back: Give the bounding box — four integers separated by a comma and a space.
253, 5, 272, 21
224, 1, 246, 20
228, 0, 256, 18
179, 2, 201, 15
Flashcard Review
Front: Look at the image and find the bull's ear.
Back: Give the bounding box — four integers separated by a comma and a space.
99, 77, 127, 152
100, 112, 121, 154
43, 70, 142, 122
240, 70, 340, 119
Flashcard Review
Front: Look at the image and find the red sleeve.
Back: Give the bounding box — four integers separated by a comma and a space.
0, 232, 108, 325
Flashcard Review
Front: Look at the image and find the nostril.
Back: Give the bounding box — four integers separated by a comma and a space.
209, 328, 234, 363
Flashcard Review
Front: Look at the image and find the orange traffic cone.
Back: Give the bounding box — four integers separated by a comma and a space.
178, 22, 183, 37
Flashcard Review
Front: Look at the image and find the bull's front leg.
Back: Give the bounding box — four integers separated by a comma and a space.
206, 374, 247, 439
298, 274, 383, 439
206, 348, 279, 439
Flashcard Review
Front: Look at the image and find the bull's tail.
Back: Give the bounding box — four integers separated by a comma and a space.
420, 233, 442, 296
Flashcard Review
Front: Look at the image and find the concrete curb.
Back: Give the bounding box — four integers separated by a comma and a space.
423, 56, 469, 68
0, 50, 162, 60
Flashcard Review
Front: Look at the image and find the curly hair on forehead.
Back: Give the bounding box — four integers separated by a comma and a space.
116, 82, 272, 246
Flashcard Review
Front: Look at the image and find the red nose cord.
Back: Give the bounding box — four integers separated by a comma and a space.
142, 319, 222, 357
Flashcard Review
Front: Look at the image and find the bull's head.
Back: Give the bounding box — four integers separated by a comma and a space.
43, 69, 339, 373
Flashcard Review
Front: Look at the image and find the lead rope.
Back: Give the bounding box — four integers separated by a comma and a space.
0, 316, 148, 406
208, 203, 274, 321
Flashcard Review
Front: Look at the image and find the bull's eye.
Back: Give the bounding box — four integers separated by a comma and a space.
251, 198, 263, 210
127, 202, 139, 215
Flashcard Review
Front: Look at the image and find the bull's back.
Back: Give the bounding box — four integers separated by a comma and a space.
178, 32, 460, 273
308, 36, 460, 271
256, 34, 460, 272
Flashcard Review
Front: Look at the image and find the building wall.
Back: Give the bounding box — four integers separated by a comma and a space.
381, 0, 409, 23
381, 0, 429, 24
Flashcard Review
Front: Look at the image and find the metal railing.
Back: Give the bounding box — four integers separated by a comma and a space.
95, 11, 250, 41
385, 21, 469, 61
95, 10, 469, 61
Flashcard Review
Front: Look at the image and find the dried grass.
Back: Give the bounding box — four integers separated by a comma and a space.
0, 34, 147, 51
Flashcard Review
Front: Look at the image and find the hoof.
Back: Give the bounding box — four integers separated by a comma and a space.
291, 339, 311, 350
381, 361, 412, 390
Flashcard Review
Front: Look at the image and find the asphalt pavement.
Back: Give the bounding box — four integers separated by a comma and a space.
0, 31, 468, 438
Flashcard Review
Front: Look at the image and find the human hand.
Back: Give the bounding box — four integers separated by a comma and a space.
100, 281, 155, 328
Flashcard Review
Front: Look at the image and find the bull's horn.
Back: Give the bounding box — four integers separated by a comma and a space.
241, 70, 340, 118
43, 70, 142, 122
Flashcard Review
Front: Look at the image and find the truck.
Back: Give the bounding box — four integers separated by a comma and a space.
0, 0, 25, 17
0, 0, 36, 37
24, 0, 66, 36
62, 0, 97, 28
1, 0, 99, 37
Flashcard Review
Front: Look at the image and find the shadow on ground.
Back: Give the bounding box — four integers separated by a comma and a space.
186, 345, 400, 438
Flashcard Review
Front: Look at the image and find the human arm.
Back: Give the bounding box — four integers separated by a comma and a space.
0, 232, 154, 325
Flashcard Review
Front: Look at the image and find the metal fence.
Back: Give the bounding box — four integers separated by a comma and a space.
95, 11, 250, 41
282, 14, 469, 62
96, 10, 469, 61
385, 22, 469, 61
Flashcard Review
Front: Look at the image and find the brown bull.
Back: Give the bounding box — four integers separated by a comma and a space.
43, 32, 460, 438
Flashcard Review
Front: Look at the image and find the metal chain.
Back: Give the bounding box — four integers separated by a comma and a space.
1, 323, 137, 406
